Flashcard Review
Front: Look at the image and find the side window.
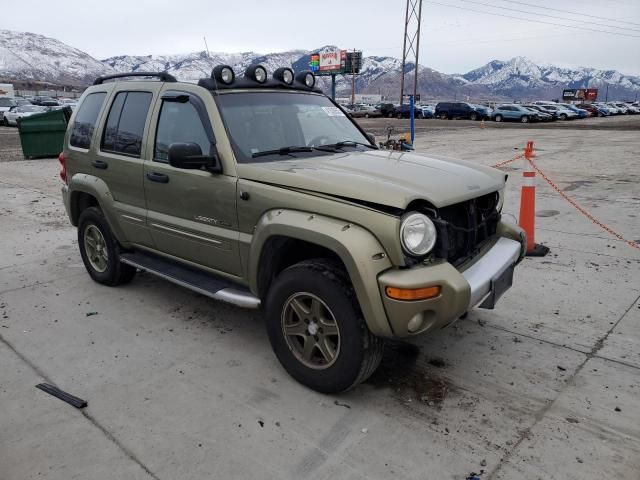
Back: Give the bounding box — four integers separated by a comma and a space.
70, 92, 107, 149
101, 91, 152, 157
154, 95, 212, 163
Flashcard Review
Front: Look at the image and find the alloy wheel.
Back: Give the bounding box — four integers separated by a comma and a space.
281, 292, 341, 370
83, 224, 109, 273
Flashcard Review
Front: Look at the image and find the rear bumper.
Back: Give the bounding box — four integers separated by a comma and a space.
377, 222, 525, 337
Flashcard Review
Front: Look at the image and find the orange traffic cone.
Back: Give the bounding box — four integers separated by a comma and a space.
480, 119, 485, 129
518, 141, 550, 257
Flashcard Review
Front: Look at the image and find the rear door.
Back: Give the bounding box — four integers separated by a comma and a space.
142, 86, 241, 277
91, 86, 157, 247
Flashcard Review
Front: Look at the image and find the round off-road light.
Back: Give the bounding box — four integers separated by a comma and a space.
295, 71, 315, 88
400, 212, 437, 256
273, 67, 294, 85
212, 65, 235, 85
245, 64, 268, 83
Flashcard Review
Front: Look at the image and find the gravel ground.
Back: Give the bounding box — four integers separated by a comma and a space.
1, 123, 639, 480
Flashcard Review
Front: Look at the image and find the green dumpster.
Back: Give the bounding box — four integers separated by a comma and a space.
17, 107, 72, 159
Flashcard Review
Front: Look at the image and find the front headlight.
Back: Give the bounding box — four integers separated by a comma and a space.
400, 212, 437, 256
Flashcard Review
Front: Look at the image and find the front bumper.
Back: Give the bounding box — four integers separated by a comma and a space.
377, 224, 525, 337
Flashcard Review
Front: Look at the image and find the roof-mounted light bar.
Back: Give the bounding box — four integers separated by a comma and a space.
198, 65, 318, 92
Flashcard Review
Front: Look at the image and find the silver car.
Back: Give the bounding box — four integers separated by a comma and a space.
2, 105, 47, 126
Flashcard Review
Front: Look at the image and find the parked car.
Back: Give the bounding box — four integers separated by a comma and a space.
31, 96, 59, 106
417, 105, 434, 119
558, 104, 590, 118
60, 68, 525, 393
523, 105, 556, 121
594, 102, 618, 115
522, 106, 553, 122
607, 102, 627, 114
376, 103, 396, 118
539, 104, 577, 120
58, 98, 78, 109
2, 105, 47, 126
0, 97, 18, 115
16, 98, 33, 106
393, 104, 413, 119
613, 102, 638, 114
435, 102, 484, 120
575, 104, 608, 117
470, 104, 493, 120
491, 104, 539, 123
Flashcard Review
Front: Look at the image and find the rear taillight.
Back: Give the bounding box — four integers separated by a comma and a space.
58, 152, 67, 184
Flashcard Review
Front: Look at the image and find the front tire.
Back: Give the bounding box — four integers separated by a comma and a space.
78, 206, 136, 286
521, 115, 530, 123
559, 113, 568, 120
265, 259, 383, 393
494, 114, 503, 122
470, 112, 478, 121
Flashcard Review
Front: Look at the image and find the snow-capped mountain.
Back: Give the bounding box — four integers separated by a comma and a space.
0, 29, 112, 86
2, 29, 639, 101
462, 56, 640, 99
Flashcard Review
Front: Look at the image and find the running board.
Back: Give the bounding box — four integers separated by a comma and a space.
120, 251, 261, 309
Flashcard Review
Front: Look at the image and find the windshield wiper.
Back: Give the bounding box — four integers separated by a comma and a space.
252, 146, 313, 158
325, 140, 376, 150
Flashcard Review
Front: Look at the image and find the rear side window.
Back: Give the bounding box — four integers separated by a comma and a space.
101, 91, 152, 157
70, 92, 107, 149
0, 98, 15, 107
154, 96, 212, 163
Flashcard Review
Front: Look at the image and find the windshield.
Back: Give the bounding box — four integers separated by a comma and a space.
214, 91, 370, 163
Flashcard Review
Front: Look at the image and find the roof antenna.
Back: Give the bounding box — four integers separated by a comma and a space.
203, 36, 211, 58
203, 35, 219, 91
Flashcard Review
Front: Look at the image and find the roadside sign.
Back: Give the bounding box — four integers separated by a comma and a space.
319, 48, 343, 73
563, 88, 598, 101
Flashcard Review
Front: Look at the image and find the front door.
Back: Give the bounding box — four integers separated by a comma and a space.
143, 90, 241, 276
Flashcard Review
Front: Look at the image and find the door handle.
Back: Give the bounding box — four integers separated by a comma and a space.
92, 160, 108, 169
146, 172, 169, 183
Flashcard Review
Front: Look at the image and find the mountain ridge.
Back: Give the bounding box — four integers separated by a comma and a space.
1, 29, 639, 100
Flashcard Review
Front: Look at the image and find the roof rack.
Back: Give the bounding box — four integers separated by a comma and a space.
93, 71, 177, 85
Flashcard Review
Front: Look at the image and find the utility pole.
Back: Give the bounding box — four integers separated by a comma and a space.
351, 48, 356, 106
605, 83, 609, 102
400, 0, 423, 105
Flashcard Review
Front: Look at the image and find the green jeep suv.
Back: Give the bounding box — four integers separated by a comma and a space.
60, 67, 525, 393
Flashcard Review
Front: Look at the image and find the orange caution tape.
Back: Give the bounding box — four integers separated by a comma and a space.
493, 145, 639, 251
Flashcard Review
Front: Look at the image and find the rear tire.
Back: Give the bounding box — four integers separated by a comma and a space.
439, 113, 448, 120
494, 114, 503, 122
470, 112, 478, 121
265, 258, 384, 393
78, 206, 136, 286
3, 118, 8, 127
559, 113, 568, 120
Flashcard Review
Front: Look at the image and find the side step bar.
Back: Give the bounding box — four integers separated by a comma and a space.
120, 251, 261, 309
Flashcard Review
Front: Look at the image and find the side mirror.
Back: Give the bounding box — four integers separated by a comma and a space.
366, 132, 376, 145
168, 142, 221, 173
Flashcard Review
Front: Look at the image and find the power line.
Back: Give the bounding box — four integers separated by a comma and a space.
423, 1, 640, 38
496, 0, 640, 28
459, 0, 640, 33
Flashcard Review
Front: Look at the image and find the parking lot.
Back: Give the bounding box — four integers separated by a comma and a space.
1, 118, 639, 479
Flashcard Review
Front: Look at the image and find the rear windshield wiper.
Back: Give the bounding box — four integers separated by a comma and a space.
325, 140, 376, 150
252, 146, 313, 158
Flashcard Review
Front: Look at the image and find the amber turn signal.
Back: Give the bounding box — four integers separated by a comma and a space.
385, 285, 441, 301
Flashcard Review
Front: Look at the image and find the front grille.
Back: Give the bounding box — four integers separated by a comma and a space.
429, 191, 501, 266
